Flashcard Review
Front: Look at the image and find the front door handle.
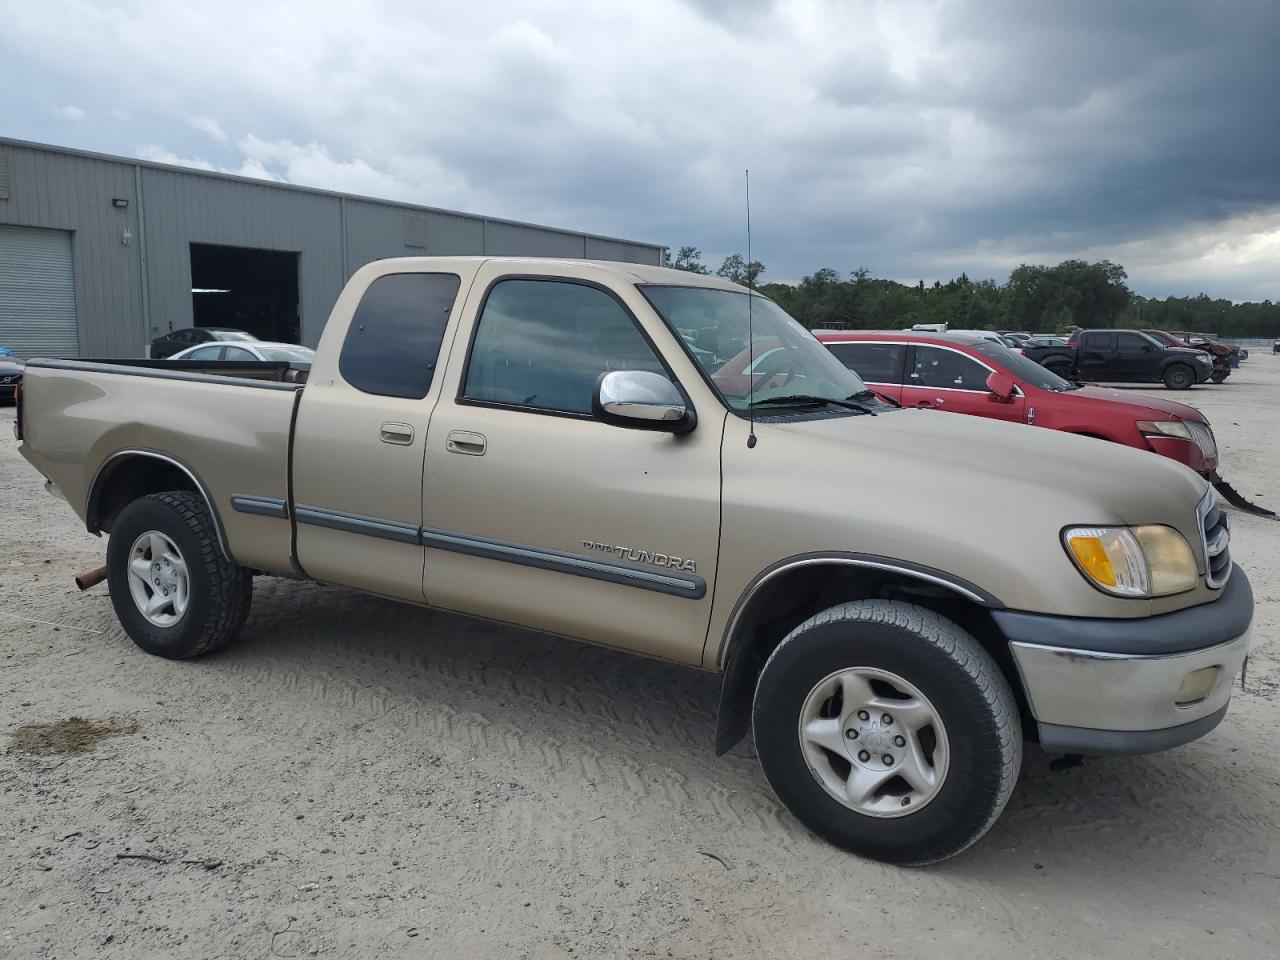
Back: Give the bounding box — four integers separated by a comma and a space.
446, 430, 487, 456
380, 421, 415, 445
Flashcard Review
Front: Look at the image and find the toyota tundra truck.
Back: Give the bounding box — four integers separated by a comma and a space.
16, 257, 1253, 865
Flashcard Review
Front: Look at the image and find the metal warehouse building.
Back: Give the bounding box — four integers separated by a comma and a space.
0, 137, 664, 359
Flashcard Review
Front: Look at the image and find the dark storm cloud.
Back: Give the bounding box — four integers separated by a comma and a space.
2, 0, 1278, 298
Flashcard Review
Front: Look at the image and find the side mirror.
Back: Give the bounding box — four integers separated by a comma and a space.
593, 370, 696, 434
985, 370, 1018, 403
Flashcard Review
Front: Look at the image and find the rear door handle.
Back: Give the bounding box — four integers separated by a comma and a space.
380, 421, 415, 445
446, 430, 487, 456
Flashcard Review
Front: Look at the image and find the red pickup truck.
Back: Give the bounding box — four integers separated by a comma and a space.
815, 331, 1219, 476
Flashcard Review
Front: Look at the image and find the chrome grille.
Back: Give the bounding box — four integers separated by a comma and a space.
1197, 489, 1231, 587
1186, 421, 1217, 460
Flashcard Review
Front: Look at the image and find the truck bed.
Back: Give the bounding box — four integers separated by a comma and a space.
17, 357, 302, 575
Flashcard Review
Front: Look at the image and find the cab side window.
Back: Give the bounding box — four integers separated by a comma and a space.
827, 342, 906, 383
1081, 332, 1111, 351
462, 279, 670, 415
339, 272, 461, 400
909, 346, 989, 391
1117, 333, 1150, 352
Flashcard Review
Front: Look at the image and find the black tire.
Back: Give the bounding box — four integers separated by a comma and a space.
1163, 364, 1195, 390
106, 491, 252, 659
753, 600, 1021, 865
1211, 372, 1228, 384
1044, 360, 1074, 380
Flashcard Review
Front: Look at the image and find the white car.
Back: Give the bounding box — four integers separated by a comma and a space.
170, 341, 315, 364
946, 329, 1024, 349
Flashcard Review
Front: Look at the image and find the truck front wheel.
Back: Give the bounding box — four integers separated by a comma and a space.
1163, 364, 1195, 390
753, 600, 1021, 865
106, 491, 252, 659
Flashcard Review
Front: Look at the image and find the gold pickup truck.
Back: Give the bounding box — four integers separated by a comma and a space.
17, 257, 1253, 864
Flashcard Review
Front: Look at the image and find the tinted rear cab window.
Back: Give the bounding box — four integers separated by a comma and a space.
340, 273, 461, 399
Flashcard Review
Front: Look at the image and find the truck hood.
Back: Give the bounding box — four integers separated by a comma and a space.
1071, 386, 1207, 423
762, 407, 1209, 526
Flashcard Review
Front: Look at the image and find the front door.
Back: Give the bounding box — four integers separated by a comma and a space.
1114, 331, 1159, 381
901, 344, 1025, 422
421, 267, 723, 665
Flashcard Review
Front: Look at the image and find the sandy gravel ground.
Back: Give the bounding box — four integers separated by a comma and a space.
2, 358, 1278, 959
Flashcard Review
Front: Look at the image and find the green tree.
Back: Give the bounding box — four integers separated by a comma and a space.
716, 253, 766, 287
667, 245, 710, 274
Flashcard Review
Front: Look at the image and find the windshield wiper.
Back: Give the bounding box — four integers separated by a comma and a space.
750, 394, 877, 415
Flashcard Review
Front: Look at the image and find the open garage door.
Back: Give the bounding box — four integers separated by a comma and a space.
0, 224, 78, 359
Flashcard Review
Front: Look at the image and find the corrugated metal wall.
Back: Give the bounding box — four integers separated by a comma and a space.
0, 139, 665, 356
0, 143, 145, 356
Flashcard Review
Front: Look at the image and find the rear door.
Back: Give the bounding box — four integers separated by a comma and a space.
825, 340, 907, 402
291, 267, 468, 601
1076, 331, 1115, 380
900, 344, 1024, 422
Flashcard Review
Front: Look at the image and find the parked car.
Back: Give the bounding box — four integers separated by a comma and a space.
170, 341, 315, 365
1142, 329, 1231, 383
947, 329, 1024, 349
999, 331, 1034, 347
149, 327, 258, 359
816, 331, 1221, 477
0, 356, 23, 403
1273, 340, 1279, 354
1027, 335, 1069, 347
18, 257, 1251, 866
1024, 329, 1213, 389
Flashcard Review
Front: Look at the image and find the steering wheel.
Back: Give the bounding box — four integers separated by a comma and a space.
749, 349, 797, 393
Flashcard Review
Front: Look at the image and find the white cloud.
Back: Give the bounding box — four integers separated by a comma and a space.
188, 115, 227, 142
51, 104, 85, 121
5, 1, 1279, 300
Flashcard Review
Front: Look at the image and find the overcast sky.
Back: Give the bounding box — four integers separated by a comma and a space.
3, 1, 1279, 300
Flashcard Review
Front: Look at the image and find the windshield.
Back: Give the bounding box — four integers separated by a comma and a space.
209, 330, 258, 342
971, 341, 1078, 391
641, 286, 866, 411
257, 345, 315, 362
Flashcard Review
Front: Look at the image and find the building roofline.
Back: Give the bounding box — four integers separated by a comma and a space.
0, 136, 667, 253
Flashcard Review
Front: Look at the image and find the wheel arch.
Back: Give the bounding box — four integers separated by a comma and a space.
86, 450, 232, 562
712, 554, 1032, 755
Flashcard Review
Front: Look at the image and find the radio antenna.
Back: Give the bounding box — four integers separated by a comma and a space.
745, 169, 757, 449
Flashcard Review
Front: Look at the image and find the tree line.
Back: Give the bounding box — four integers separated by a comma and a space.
664, 246, 1279, 339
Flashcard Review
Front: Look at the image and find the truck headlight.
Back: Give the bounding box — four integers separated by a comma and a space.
1063, 525, 1198, 598
1136, 420, 1191, 440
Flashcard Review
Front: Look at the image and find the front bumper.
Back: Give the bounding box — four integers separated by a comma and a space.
994, 566, 1253, 755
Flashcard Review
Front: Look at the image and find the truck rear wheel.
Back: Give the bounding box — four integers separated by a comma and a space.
1163, 364, 1195, 390
752, 600, 1021, 865
106, 492, 252, 659
1044, 360, 1074, 380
